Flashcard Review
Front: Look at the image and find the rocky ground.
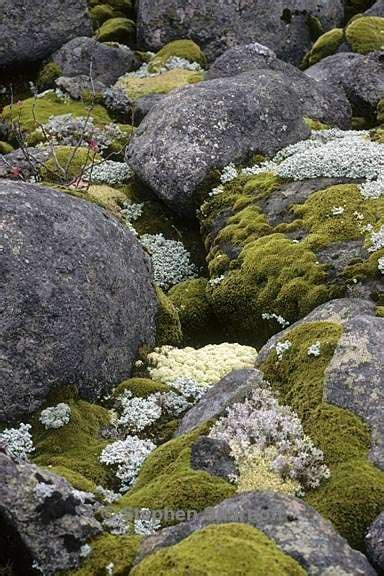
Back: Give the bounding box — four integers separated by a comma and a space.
0, 0, 383, 575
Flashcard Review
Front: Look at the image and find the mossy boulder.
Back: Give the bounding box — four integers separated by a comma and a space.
69, 534, 141, 575
115, 68, 204, 100
345, 16, 384, 53
155, 286, 183, 347
303, 28, 344, 67
90, 4, 116, 27
0, 141, 14, 154
97, 17, 135, 44
37, 62, 62, 89
114, 426, 235, 518
148, 39, 207, 72
132, 524, 306, 576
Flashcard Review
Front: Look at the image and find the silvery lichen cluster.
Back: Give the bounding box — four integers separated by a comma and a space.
261, 312, 290, 328
100, 436, 156, 491
140, 233, 198, 290
39, 402, 71, 429
0, 423, 34, 460
40, 114, 125, 150
209, 385, 329, 493
308, 341, 321, 357
120, 56, 203, 82
360, 175, 384, 199
84, 160, 133, 184
275, 340, 292, 361
121, 201, 144, 224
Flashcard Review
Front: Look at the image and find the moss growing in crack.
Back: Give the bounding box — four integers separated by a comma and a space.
148, 39, 207, 72
31, 398, 113, 489
345, 16, 384, 54
1, 92, 111, 137
115, 425, 235, 518
303, 28, 344, 67
303, 117, 330, 131
131, 524, 306, 576
40, 146, 101, 183
69, 534, 141, 576
37, 62, 62, 89
155, 286, 183, 347
168, 278, 220, 346
260, 321, 384, 550
97, 17, 135, 44
116, 68, 204, 100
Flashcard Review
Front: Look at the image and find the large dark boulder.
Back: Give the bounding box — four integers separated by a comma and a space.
134, 491, 376, 574
366, 512, 384, 571
127, 69, 351, 216
206, 43, 290, 79
0, 448, 101, 575
136, 0, 344, 64
52, 37, 140, 86
306, 51, 384, 115
0, 1, 92, 68
0, 180, 157, 421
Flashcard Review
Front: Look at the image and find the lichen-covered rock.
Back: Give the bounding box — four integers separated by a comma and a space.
366, 512, 384, 571
206, 43, 282, 79
132, 523, 307, 575
0, 180, 157, 421
52, 36, 140, 86
55, 75, 107, 100
136, 0, 344, 64
133, 491, 376, 574
0, 147, 51, 180
306, 51, 384, 115
127, 71, 317, 216
175, 369, 265, 436
366, 0, 384, 16
0, 448, 101, 575
190, 436, 238, 482
0, 0, 92, 67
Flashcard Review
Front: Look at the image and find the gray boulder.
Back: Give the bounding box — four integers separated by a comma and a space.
0, 1, 92, 68
0, 180, 157, 421
0, 148, 51, 180
127, 68, 350, 216
366, 512, 384, 571
52, 37, 139, 86
366, 0, 384, 16
134, 491, 376, 574
0, 448, 101, 575
137, 0, 344, 64
190, 436, 238, 481
306, 51, 384, 115
256, 298, 384, 469
175, 369, 265, 436
55, 75, 107, 100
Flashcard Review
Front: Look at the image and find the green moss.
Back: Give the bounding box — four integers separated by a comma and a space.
377, 99, 384, 124
0, 141, 13, 154
168, 278, 220, 346
305, 28, 344, 66
131, 524, 306, 576
155, 286, 183, 347
148, 39, 207, 72
345, 16, 384, 54
90, 4, 116, 27
105, 0, 132, 13
303, 117, 330, 131
37, 62, 62, 89
97, 17, 135, 43
31, 398, 113, 488
47, 465, 97, 492
115, 426, 235, 518
113, 377, 171, 398
260, 321, 384, 550
371, 127, 384, 143
69, 534, 141, 575
343, 249, 384, 303
1, 92, 110, 136
116, 68, 204, 100
40, 146, 101, 183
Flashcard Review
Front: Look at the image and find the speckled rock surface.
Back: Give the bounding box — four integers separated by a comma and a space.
190, 436, 238, 481
366, 0, 384, 16
175, 369, 265, 436
0, 0, 92, 68
0, 448, 101, 575
134, 491, 376, 574
366, 512, 384, 571
0, 180, 158, 421
256, 299, 384, 469
52, 37, 140, 86
137, 0, 344, 64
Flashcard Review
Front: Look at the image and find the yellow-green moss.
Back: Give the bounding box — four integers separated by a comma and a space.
131, 524, 306, 576
260, 321, 384, 550
168, 278, 220, 346
115, 425, 235, 518
116, 68, 204, 100
37, 62, 62, 89
1, 92, 111, 136
69, 534, 141, 575
90, 4, 116, 27
84, 184, 129, 216
378, 99, 384, 124
31, 398, 113, 488
371, 127, 384, 143
148, 39, 207, 72
97, 17, 135, 43
305, 28, 344, 66
113, 377, 171, 398
303, 117, 330, 131
376, 305, 384, 317
40, 146, 101, 183
47, 465, 97, 493
155, 286, 183, 347
346, 16, 384, 54
0, 141, 13, 154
